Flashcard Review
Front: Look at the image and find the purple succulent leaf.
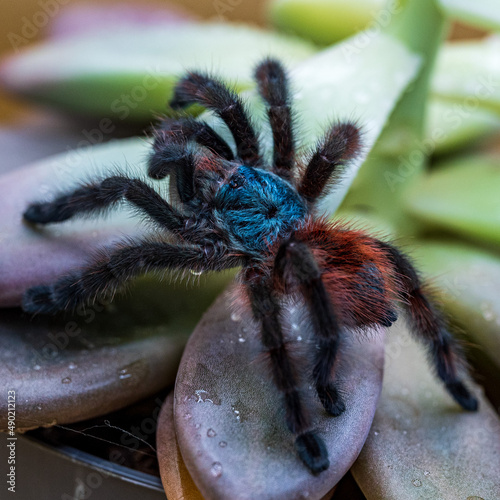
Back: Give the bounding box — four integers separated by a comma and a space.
0, 138, 151, 307
170, 286, 385, 499
351, 321, 500, 499
47, 2, 196, 39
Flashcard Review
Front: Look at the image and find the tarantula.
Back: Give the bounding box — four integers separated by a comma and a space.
22, 58, 478, 474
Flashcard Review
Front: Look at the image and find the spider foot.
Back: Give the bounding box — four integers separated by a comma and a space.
317, 384, 346, 416
379, 310, 398, 327
24, 202, 68, 224
446, 381, 478, 412
22, 285, 60, 315
295, 431, 329, 474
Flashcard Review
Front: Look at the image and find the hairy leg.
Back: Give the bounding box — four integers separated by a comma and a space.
147, 141, 198, 203
152, 116, 234, 161
275, 239, 345, 417
24, 176, 186, 231
246, 272, 329, 474
254, 58, 295, 182
298, 121, 361, 204
23, 240, 239, 315
379, 242, 478, 411
170, 72, 260, 166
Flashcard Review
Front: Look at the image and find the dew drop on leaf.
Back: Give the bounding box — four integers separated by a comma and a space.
210, 462, 223, 478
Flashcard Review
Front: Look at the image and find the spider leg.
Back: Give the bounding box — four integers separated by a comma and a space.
22, 240, 240, 315
246, 274, 329, 474
380, 242, 478, 411
170, 72, 260, 166
297, 121, 362, 204
23, 176, 186, 231
152, 116, 234, 161
254, 59, 294, 182
146, 141, 198, 203
275, 239, 345, 417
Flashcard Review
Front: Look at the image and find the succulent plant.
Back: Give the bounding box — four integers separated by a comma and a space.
0, 0, 499, 498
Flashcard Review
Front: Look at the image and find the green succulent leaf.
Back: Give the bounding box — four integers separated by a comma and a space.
0, 24, 316, 120
432, 36, 500, 115
228, 30, 420, 216
268, 0, 396, 45
404, 155, 500, 246
437, 0, 500, 31
426, 98, 500, 155
341, 0, 445, 232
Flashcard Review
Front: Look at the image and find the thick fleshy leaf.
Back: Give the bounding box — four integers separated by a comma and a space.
0, 115, 99, 176
412, 240, 500, 371
47, 2, 195, 39
351, 320, 500, 499
0, 138, 152, 306
404, 155, 500, 246
157, 391, 338, 500
268, 0, 391, 45
157, 391, 206, 500
339, 0, 444, 235
432, 36, 500, 114
426, 98, 500, 155
172, 286, 385, 499
437, 0, 500, 31
0, 24, 315, 120
0, 275, 228, 431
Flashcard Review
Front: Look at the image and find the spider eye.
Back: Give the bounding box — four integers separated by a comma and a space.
229, 174, 245, 189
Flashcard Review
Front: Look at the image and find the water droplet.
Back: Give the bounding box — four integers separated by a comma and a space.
210, 462, 223, 478
195, 389, 214, 404
231, 405, 241, 422
118, 368, 132, 380
231, 312, 241, 322
238, 335, 246, 343
424, 470, 431, 476
291, 323, 299, 330
241, 327, 248, 333
68, 363, 76, 370
61, 377, 72, 384
412, 479, 422, 487
195, 423, 201, 430
297, 335, 302, 341
219, 441, 227, 448
190, 270, 203, 276
480, 302, 496, 322
207, 428, 217, 438
33, 365, 41, 371
374, 431, 379, 436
